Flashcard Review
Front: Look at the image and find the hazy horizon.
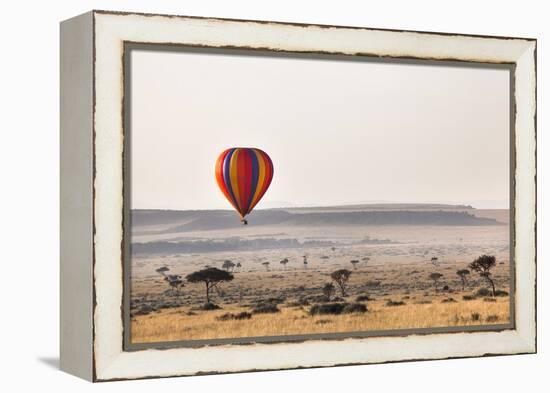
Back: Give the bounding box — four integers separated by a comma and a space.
130, 49, 510, 211
132, 199, 509, 211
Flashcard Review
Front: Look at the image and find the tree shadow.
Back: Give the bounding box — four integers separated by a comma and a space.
37, 357, 59, 370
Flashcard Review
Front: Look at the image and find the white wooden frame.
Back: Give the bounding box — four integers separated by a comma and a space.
60, 10, 536, 382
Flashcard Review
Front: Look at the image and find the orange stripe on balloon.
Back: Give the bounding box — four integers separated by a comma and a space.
249, 149, 266, 211
249, 149, 273, 212
229, 149, 244, 216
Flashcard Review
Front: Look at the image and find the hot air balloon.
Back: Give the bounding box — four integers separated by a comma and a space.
215, 147, 274, 225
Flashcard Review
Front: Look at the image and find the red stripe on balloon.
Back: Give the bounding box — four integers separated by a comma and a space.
236, 149, 249, 214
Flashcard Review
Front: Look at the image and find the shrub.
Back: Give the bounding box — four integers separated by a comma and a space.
216, 313, 234, 321
365, 281, 381, 288
264, 296, 286, 304
135, 304, 156, 316
462, 295, 476, 301
216, 311, 252, 321
234, 312, 252, 320
342, 303, 367, 313
356, 295, 372, 302
252, 303, 280, 314
386, 300, 406, 307
441, 298, 457, 303
471, 312, 481, 321
475, 288, 492, 297
486, 315, 499, 323
483, 297, 497, 302
306, 295, 331, 303
442, 285, 450, 291
309, 303, 347, 315
494, 290, 509, 297
200, 302, 221, 310
287, 297, 310, 307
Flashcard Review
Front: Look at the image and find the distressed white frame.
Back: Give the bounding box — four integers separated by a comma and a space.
62, 10, 536, 382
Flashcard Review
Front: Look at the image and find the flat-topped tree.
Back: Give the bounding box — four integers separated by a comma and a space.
165, 274, 184, 295
350, 260, 359, 270
331, 269, 352, 297
186, 267, 234, 304
222, 260, 235, 272
469, 255, 497, 296
280, 258, 289, 270
456, 269, 470, 291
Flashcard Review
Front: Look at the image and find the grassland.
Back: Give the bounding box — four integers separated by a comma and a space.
130, 206, 510, 344
132, 296, 509, 343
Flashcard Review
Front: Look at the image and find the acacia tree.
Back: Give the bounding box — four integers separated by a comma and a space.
280, 258, 289, 270
165, 274, 184, 295
322, 283, 336, 301
331, 269, 352, 297
429, 272, 443, 293
350, 260, 359, 270
262, 261, 270, 271
186, 267, 234, 304
222, 260, 235, 272
469, 255, 497, 296
456, 269, 470, 291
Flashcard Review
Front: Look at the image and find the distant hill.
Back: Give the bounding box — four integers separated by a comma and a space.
132, 204, 502, 233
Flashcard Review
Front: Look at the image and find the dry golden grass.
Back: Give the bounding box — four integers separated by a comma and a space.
130, 220, 511, 344
131, 297, 509, 343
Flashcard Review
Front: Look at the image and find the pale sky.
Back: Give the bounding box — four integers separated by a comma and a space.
129, 48, 510, 210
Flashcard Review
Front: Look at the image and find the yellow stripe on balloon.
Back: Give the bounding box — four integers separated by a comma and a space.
249, 149, 266, 211
229, 148, 242, 214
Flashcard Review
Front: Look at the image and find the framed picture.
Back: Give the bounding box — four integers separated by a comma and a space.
60, 10, 537, 381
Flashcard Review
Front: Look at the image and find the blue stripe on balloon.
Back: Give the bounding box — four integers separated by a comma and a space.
223, 148, 238, 208
246, 149, 259, 214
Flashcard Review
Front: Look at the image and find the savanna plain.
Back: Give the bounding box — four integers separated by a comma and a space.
130, 204, 511, 344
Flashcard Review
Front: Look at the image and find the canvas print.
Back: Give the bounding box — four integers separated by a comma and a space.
126, 47, 512, 346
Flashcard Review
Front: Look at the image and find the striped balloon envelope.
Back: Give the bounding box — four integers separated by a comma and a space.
215, 148, 274, 224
